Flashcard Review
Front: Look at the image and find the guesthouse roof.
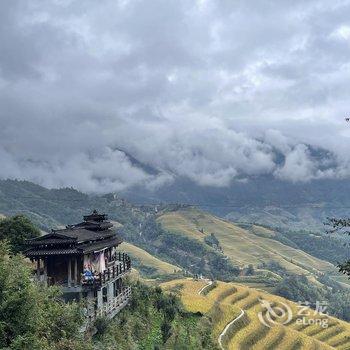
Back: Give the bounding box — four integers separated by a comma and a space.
24, 211, 122, 257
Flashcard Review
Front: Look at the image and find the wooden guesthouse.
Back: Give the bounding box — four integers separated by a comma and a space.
24, 210, 131, 327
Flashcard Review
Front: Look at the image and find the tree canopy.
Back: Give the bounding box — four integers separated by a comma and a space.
0, 215, 40, 253
0, 242, 86, 350
325, 218, 350, 277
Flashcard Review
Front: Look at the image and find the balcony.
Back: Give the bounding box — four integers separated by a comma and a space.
97, 286, 131, 319
83, 286, 132, 332
81, 252, 131, 289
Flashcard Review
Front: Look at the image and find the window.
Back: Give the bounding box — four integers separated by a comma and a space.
102, 287, 107, 303
113, 281, 117, 297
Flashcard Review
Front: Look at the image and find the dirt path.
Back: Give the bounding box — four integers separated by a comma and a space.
218, 309, 245, 350
198, 279, 213, 295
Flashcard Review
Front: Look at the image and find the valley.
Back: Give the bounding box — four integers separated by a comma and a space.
157, 207, 348, 288
0, 179, 350, 349
161, 278, 350, 350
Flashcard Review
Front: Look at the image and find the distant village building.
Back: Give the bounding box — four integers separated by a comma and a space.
24, 210, 131, 328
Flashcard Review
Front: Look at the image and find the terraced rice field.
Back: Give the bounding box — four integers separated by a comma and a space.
161, 278, 350, 350
119, 242, 181, 275
157, 208, 337, 278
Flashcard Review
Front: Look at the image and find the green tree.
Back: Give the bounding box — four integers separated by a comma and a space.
0, 215, 40, 253
0, 242, 86, 350
325, 218, 350, 277
95, 281, 218, 350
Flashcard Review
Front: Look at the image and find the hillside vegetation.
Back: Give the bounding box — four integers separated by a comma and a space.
119, 241, 181, 277
0, 179, 144, 230
1, 180, 348, 285
161, 278, 350, 350
1, 180, 350, 348
157, 208, 344, 283
94, 281, 218, 350
0, 180, 347, 286
0, 240, 217, 350
122, 174, 350, 230
0, 180, 240, 281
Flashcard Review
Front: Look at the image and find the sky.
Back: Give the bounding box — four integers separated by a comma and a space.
1, 0, 350, 193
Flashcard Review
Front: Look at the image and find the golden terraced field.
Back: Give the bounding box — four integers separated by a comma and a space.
119, 241, 181, 276
157, 208, 339, 278
161, 278, 350, 350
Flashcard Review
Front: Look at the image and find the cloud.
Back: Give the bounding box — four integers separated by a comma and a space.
1, 0, 350, 192
274, 144, 321, 182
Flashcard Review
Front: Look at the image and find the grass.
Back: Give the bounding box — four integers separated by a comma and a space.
201, 281, 218, 295
220, 311, 249, 349
206, 282, 233, 300
230, 289, 250, 304
161, 278, 350, 350
238, 321, 270, 349
119, 241, 181, 275
216, 286, 237, 302
264, 327, 286, 350
316, 325, 344, 342
157, 208, 338, 279
161, 278, 212, 313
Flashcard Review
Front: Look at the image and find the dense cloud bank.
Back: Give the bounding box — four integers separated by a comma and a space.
1, 0, 350, 192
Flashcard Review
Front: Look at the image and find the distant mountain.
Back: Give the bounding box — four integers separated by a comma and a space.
114, 147, 161, 176
156, 207, 343, 280
0, 180, 241, 280
121, 175, 350, 231
225, 206, 329, 231
0, 179, 140, 230
0, 179, 349, 284
2, 180, 350, 347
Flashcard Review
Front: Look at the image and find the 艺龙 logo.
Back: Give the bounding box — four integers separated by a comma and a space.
258, 298, 293, 328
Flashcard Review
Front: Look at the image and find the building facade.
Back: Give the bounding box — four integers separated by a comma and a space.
24, 210, 131, 328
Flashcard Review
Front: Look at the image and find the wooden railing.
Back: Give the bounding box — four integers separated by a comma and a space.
83, 286, 132, 331
82, 252, 131, 287
100, 252, 131, 284
97, 286, 132, 317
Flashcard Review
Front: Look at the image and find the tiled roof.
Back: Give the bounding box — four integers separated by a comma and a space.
80, 237, 122, 253
52, 228, 115, 243
26, 238, 76, 246
25, 248, 79, 256
24, 211, 123, 257
25, 237, 122, 256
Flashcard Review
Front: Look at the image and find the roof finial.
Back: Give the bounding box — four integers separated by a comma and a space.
83, 210, 108, 222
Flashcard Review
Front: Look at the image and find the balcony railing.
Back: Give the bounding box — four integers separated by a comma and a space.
82, 252, 131, 288
83, 286, 132, 331
96, 286, 132, 318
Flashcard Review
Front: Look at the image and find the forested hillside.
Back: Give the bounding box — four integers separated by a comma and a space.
157, 208, 345, 282
1, 179, 349, 285
1, 180, 349, 312
4, 176, 350, 233
0, 241, 216, 350
0, 180, 241, 282
1, 180, 350, 349
0, 179, 140, 230
121, 176, 350, 231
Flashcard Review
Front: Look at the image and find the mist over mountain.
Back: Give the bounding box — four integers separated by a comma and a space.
120, 169, 350, 231
2, 2, 350, 349
2, 1, 350, 194
1, 0, 350, 231
2, 143, 350, 231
